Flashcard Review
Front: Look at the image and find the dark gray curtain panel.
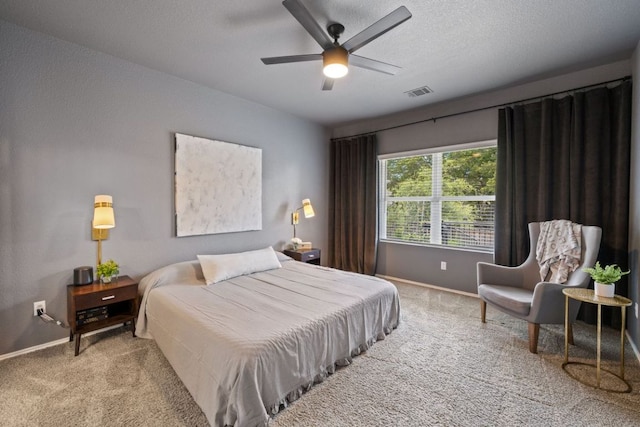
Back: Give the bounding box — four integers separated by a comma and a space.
495, 80, 632, 325
328, 134, 378, 275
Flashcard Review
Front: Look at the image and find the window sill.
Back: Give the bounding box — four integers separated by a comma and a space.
379, 238, 494, 255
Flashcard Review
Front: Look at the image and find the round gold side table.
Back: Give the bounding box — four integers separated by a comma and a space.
562, 288, 632, 393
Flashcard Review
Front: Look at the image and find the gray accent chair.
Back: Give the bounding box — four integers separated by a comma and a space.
477, 222, 602, 353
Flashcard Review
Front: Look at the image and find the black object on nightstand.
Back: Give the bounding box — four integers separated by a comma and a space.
67, 276, 139, 356
284, 248, 321, 265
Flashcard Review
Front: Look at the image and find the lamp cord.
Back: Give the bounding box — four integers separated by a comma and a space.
37, 309, 68, 328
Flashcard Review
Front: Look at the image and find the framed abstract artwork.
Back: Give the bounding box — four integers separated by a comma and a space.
174, 133, 262, 236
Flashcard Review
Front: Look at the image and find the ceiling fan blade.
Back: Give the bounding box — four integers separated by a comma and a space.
349, 55, 401, 75
261, 53, 322, 64
282, 0, 334, 50
342, 6, 412, 53
322, 78, 334, 91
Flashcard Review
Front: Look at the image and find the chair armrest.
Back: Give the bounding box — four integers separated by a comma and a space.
477, 262, 525, 288
528, 282, 580, 324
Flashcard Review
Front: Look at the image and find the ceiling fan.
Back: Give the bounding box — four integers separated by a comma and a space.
261, 0, 412, 90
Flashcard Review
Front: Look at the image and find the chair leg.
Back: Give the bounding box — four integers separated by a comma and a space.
528, 322, 539, 354
568, 322, 574, 345
480, 300, 486, 323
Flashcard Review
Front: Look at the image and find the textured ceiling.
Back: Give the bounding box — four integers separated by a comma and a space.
1, 0, 639, 126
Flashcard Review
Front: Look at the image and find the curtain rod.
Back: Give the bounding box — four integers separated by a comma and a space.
331, 75, 631, 141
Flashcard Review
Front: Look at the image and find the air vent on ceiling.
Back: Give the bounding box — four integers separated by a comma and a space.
405, 86, 433, 98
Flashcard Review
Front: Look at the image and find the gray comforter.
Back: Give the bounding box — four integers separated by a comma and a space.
135, 256, 400, 426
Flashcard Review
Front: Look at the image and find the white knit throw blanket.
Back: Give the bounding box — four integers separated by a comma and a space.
535, 220, 582, 283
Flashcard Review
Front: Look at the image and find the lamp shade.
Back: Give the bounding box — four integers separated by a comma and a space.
322, 47, 349, 79
302, 199, 315, 218
93, 195, 115, 229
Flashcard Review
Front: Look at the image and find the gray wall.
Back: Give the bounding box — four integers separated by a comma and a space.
2, 18, 638, 356
0, 21, 330, 356
629, 40, 640, 351
333, 60, 633, 299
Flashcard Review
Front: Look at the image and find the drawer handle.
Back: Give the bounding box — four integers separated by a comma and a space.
102, 295, 115, 301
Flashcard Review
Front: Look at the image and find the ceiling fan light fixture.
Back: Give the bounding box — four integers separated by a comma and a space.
322, 47, 349, 79
261, 2, 412, 89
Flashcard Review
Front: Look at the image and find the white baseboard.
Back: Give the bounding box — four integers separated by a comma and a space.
376, 274, 479, 299
0, 325, 122, 362
627, 331, 640, 365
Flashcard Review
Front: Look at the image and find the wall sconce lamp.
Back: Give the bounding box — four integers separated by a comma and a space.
92, 195, 115, 269
291, 198, 315, 238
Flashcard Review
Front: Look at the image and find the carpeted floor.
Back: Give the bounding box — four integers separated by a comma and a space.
1, 282, 639, 426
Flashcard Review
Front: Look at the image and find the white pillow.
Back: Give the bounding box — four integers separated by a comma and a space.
198, 247, 282, 285
276, 251, 293, 262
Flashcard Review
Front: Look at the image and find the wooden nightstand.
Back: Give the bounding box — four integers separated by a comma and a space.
284, 248, 321, 265
67, 275, 139, 356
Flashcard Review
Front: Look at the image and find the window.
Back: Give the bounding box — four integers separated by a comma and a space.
379, 141, 496, 252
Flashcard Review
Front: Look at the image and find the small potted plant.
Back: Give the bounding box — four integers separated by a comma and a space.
582, 261, 629, 298
96, 259, 120, 284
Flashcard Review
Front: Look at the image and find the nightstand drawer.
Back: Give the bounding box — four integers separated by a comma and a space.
284, 248, 321, 265
74, 285, 137, 310
299, 250, 320, 262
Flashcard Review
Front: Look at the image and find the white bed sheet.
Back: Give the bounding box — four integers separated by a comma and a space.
135, 257, 400, 426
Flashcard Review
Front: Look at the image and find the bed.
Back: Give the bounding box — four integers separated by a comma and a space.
135, 248, 400, 426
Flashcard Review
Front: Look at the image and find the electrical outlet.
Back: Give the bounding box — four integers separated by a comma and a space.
440, 261, 447, 270
33, 300, 46, 316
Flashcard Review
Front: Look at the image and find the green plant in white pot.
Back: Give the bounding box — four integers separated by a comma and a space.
582, 261, 629, 298
97, 259, 119, 284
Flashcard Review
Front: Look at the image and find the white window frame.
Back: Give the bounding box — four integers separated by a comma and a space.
378, 140, 497, 252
